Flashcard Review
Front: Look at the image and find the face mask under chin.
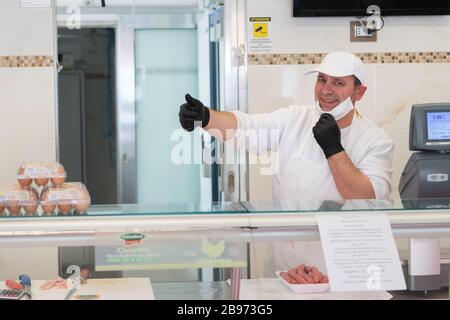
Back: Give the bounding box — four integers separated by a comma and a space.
315, 96, 358, 121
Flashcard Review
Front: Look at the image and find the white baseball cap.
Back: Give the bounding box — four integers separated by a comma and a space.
305, 51, 366, 84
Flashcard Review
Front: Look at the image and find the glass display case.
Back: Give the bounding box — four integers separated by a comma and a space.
0, 199, 449, 300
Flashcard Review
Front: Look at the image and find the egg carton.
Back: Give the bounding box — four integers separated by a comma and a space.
38, 200, 91, 215
0, 201, 40, 216
0, 183, 91, 216
17, 162, 67, 188
0, 202, 90, 216
40, 182, 91, 215
0, 186, 40, 216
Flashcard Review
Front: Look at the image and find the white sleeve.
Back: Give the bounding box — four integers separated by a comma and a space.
230, 107, 292, 154
357, 134, 395, 200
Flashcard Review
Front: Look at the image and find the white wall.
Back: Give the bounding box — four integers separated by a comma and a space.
0, 0, 57, 183
246, 0, 450, 201
0, 0, 58, 279
247, 1, 450, 53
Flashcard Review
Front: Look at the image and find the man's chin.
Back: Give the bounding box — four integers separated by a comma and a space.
319, 103, 338, 112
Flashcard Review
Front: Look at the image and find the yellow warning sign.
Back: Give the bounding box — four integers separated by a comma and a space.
250, 17, 271, 22
249, 17, 272, 53
253, 23, 268, 38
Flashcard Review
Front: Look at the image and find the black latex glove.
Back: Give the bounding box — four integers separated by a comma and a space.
312, 113, 344, 159
318, 200, 344, 211
179, 94, 210, 132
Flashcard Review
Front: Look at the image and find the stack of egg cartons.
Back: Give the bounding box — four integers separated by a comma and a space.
0, 162, 90, 216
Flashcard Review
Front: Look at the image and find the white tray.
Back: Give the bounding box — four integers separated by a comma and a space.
276, 271, 330, 294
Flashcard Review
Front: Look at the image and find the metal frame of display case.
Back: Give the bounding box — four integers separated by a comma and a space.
2, 209, 450, 234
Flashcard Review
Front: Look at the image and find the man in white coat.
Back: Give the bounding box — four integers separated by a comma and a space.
179, 51, 395, 275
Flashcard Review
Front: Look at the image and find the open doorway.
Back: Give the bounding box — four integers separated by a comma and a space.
57, 28, 118, 205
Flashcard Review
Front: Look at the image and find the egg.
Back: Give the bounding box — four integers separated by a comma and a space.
50, 165, 66, 186
17, 165, 32, 187
21, 187, 38, 215
18, 178, 33, 188
40, 187, 55, 214
73, 190, 90, 213
7, 202, 22, 215
74, 202, 89, 214
41, 204, 56, 215
57, 203, 73, 214
50, 177, 65, 186
24, 202, 38, 215
35, 177, 49, 187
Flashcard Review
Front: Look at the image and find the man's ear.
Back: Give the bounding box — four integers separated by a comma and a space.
355, 85, 367, 101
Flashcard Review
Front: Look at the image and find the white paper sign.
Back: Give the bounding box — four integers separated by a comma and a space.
21, 0, 51, 8
317, 212, 406, 292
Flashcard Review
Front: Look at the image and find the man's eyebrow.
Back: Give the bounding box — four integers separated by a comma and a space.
333, 77, 346, 83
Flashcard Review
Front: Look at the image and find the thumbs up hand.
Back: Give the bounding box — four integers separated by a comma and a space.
178, 94, 210, 132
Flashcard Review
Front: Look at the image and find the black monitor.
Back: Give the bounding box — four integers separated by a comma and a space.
293, 1, 450, 17
409, 103, 450, 152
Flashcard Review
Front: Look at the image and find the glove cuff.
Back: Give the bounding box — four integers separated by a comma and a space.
324, 144, 344, 159
202, 107, 210, 128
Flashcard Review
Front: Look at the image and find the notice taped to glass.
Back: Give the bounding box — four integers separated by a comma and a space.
317, 212, 406, 292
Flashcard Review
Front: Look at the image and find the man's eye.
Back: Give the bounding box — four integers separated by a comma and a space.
336, 81, 344, 87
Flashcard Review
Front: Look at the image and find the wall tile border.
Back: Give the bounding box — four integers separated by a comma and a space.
0, 56, 53, 68
248, 52, 450, 65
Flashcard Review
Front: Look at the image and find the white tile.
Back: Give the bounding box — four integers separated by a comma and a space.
0, 139, 56, 185
248, 65, 313, 114
0, 68, 56, 140
0, 0, 54, 56
374, 63, 450, 135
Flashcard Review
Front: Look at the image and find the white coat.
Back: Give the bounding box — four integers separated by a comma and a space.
231, 105, 395, 276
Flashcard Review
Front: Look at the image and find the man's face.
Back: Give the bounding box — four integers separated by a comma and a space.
314, 72, 367, 112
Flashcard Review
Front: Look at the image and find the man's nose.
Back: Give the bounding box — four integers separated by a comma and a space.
320, 82, 334, 95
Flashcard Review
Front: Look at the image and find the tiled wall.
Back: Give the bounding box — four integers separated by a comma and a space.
0, 0, 58, 279
246, 0, 450, 202
248, 52, 450, 65
0, 55, 54, 68
0, 2, 57, 184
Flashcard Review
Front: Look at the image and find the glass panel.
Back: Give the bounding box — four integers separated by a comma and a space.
2, 198, 450, 219
243, 198, 450, 214
135, 28, 200, 205
55, 0, 138, 205
0, 227, 250, 299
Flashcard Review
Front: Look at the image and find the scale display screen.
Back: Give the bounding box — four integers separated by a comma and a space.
427, 112, 450, 141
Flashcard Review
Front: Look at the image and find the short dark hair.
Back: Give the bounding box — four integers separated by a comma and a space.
353, 75, 362, 87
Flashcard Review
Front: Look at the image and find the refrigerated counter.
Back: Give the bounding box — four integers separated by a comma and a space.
0, 199, 449, 300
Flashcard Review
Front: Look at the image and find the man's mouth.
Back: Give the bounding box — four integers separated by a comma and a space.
320, 97, 338, 103
319, 97, 339, 109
